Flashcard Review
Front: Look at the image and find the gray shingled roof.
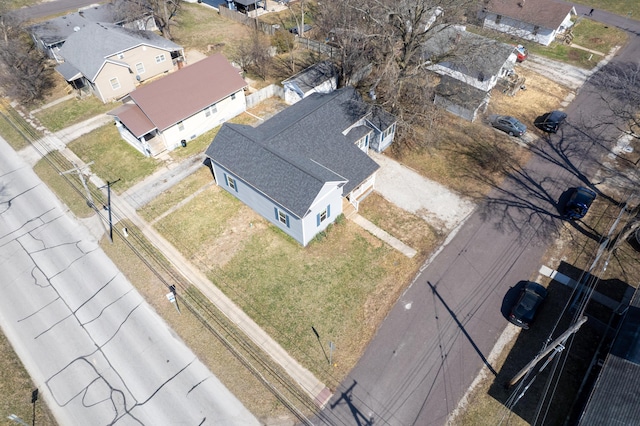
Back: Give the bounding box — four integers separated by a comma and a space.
578, 288, 640, 425
423, 25, 515, 81
436, 76, 489, 109
282, 60, 338, 94
485, 0, 575, 30
58, 22, 182, 82
206, 87, 383, 218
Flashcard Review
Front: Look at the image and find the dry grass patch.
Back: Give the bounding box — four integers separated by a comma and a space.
359, 192, 444, 254
173, 3, 250, 57
152, 187, 425, 384
100, 225, 295, 423
488, 67, 571, 126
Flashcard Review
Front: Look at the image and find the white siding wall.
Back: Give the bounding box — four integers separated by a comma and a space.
483, 13, 556, 46
160, 90, 247, 151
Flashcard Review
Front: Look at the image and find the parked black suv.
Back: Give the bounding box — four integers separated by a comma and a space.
509, 282, 548, 329
563, 187, 597, 220
534, 110, 567, 133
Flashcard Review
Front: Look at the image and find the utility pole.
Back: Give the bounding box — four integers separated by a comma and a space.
508, 316, 588, 387
101, 179, 121, 243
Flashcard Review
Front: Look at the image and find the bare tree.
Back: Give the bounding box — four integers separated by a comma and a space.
0, 12, 54, 103
231, 29, 272, 80
112, 0, 181, 39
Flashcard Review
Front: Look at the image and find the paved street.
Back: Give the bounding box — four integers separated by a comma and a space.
321, 9, 640, 426
0, 137, 259, 425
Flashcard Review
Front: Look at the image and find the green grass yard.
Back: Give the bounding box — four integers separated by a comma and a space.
68, 124, 160, 193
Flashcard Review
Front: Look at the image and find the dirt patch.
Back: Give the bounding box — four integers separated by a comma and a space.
487, 67, 571, 126
201, 206, 269, 268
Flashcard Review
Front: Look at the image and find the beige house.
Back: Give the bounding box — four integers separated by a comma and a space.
109, 54, 247, 157
56, 22, 184, 103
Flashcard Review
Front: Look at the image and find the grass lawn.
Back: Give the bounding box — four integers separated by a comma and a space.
573, 0, 640, 18
68, 124, 160, 193
570, 17, 629, 54
0, 112, 31, 151
172, 3, 250, 58
99, 223, 296, 423
33, 154, 97, 218
0, 332, 58, 426
34, 97, 115, 132
151, 184, 424, 384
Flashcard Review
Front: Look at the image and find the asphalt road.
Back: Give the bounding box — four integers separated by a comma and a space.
0, 137, 259, 425
321, 10, 640, 426
9, 0, 101, 21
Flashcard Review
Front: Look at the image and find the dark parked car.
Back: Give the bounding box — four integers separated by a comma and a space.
509, 282, 548, 329
490, 115, 527, 137
563, 187, 597, 219
534, 110, 567, 133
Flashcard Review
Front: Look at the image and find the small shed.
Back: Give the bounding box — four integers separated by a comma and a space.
282, 61, 339, 105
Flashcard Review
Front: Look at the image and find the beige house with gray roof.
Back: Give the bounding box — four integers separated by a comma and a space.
57, 22, 184, 103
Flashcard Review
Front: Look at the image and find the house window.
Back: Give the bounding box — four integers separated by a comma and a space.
135, 62, 145, 75
275, 207, 290, 227
495, 15, 502, 25
118, 53, 125, 59
225, 174, 237, 191
205, 104, 218, 117
382, 123, 396, 139
356, 134, 369, 150
109, 77, 121, 90
178, 121, 184, 131
317, 205, 331, 226
155, 54, 166, 63
231, 93, 236, 100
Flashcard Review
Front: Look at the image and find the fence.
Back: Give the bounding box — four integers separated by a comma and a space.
218, 5, 277, 35
295, 37, 341, 58
246, 84, 284, 108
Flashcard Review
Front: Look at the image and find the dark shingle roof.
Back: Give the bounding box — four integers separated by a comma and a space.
485, 0, 575, 30
578, 288, 640, 425
206, 87, 383, 217
58, 22, 182, 82
423, 25, 516, 81
435, 76, 489, 109
282, 61, 338, 94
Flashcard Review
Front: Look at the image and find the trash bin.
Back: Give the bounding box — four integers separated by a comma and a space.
181, 139, 187, 148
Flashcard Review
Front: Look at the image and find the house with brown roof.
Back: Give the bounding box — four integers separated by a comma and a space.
108, 54, 247, 157
479, 0, 576, 46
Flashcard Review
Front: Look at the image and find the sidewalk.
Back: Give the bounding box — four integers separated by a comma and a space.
16, 112, 334, 409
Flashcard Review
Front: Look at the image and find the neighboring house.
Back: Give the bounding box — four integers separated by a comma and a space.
434, 76, 490, 122
577, 287, 640, 425
56, 22, 185, 103
479, 0, 576, 46
422, 25, 517, 92
204, 87, 397, 246
109, 53, 247, 156
30, 0, 157, 62
282, 60, 339, 105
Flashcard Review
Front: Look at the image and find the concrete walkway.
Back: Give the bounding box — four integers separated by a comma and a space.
16, 110, 333, 409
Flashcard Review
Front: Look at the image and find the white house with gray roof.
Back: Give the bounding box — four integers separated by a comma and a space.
56, 22, 184, 103
205, 87, 396, 246
422, 25, 517, 92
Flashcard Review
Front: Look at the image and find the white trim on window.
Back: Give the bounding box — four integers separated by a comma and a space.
135, 62, 145, 75
109, 77, 121, 90
155, 54, 166, 63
